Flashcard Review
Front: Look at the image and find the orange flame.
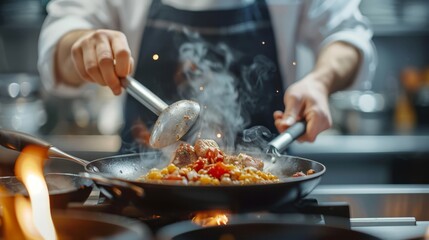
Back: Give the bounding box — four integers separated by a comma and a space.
192, 210, 230, 227
15, 195, 42, 240
0, 187, 26, 240
14, 145, 57, 240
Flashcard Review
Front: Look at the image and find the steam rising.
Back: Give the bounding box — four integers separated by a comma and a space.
176, 40, 243, 148
174, 30, 275, 150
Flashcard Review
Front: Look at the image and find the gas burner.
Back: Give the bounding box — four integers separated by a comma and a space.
156, 213, 381, 240
66, 188, 429, 240
72, 191, 354, 232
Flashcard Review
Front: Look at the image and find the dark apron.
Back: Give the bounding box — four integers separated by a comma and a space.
120, 0, 284, 152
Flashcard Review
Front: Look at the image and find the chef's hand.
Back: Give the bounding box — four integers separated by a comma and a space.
56, 29, 133, 95
273, 73, 332, 142
273, 42, 361, 142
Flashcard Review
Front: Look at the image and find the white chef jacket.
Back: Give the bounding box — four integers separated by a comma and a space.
38, 0, 377, 96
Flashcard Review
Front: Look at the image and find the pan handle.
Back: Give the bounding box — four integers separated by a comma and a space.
80, 172, 145, 198
267, 121, 306, 154
0, 128, 51, 151
0, 128, 91, 167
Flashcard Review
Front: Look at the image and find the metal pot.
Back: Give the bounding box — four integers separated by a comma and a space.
0, 73, 46, 134
330, 91, 393, 135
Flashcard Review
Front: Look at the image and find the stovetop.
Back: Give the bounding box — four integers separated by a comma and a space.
69, 184, 429, 240
309, 184, 429, 240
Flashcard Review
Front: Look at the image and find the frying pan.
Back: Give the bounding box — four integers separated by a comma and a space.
0, 173, 94, 208
0, 209, 153, 240
0, 124, 325, 213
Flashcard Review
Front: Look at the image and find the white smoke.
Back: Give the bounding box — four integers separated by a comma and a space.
174, 30, 278, 151
175, 36, 245, 149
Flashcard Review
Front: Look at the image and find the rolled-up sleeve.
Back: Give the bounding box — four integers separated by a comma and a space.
38, 0, 118, 96
298, 0, 377, 90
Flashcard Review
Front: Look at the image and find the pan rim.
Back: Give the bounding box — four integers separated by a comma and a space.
86, 152, 326, 188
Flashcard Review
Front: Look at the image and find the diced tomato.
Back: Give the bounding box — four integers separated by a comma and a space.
163, 175, 184, 181
207, 162, 230, 179
205, 148, 224, 164
192, 158, 206, 172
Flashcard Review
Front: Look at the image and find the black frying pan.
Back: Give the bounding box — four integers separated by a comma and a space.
0, 124, 325, 213
0, 209, 153, 240
0, 173, 94, 208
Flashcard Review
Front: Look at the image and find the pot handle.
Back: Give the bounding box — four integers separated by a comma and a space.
0, 128, 90, 167
267, 121, 306, 154
0, 128, 51, 151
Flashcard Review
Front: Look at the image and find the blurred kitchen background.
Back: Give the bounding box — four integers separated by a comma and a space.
0, 0, 428, 184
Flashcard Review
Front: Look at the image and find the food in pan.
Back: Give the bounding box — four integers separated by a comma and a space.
138, 139, 315, 185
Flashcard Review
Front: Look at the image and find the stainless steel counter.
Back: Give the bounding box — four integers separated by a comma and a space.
289, 134, 429, 156
309, 184, 429, 220
309, 184, 429, 240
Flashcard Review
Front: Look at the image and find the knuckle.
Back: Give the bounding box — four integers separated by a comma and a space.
286, 91, 300, 101
71, 44, 81, 56
81, 38, 92, 46
93, 29, 108, 39
114, 31, 127, 40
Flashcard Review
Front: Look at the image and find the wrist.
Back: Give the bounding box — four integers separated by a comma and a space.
307, 67, 336, 95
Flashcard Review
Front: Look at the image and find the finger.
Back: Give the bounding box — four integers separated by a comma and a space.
283, 92, 303, 125
82, 42, 104, 85
273, 111, 283, 120
273, 110, 287, 133
96, 38, 121, 95
111, 33, 131, 78
70, 44, 91, 81
274, 93, 303, 133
